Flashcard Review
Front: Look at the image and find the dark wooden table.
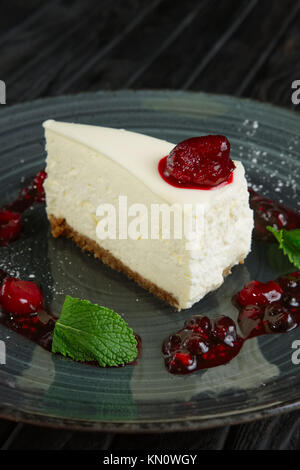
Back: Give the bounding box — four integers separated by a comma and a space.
1, 0, 300, 450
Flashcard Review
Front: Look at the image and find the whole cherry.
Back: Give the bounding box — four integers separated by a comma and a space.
184, 314, 211, 337
264, 302, 296, 333
212, 315, 238, 346
167, 350, 197, 374
164, 135, 235, 187
237, 280, 283, 307
0, 278, 43, 316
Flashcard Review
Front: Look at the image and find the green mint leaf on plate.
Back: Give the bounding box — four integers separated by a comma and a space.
52, 296, 138, 367
267, 226, 300, 270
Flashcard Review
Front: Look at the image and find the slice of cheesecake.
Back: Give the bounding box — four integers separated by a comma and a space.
43, 120, 253, 310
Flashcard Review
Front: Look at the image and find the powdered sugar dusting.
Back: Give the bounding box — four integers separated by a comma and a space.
235, 119, 299, 208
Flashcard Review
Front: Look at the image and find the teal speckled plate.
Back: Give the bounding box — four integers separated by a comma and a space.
0, 91, 300, 432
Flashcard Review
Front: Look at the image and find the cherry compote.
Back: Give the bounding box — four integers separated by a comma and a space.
159, 135, 235, 189
0, 170, 47, 245
163, 314, 243, 374
249, 188, 300, 240
164, 272, 300, 374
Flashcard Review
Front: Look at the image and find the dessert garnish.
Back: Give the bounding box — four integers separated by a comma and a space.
0, 210, 22, 246
0, 170, 47, 246
0, 272, 54, 349
163, 271, 300, 374
159, 135, 235, 189
5, 170, 47, 213
52, 296, 138, 367
237, 279, 283, 307
0, 277, 43, 315
267, 226, 300, 270
249, 188, 300, 240
162, 314, 243, 374
235, 272, 300, 338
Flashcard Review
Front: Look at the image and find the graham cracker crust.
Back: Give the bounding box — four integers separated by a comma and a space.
49, 215, 180, 309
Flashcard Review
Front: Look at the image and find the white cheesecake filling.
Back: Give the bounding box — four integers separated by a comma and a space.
43, 120, 253, 310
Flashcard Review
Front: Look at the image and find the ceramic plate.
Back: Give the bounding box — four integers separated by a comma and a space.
0, 91, 300, 432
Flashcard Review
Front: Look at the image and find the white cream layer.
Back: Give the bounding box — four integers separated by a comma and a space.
43, 120, 246, 205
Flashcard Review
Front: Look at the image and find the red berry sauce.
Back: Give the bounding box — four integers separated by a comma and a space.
235, 272, 300, 340
249, 188, 300, 240
0, 171, 47, 246
159, 135, 235, 190
0, 271, 55, 350
164, 272, 300, 374
237, 280, 283, 307
163, 314, 243, 374
5, 170, 47, 214
0, 170, 47, 246
0, 211, 22, 246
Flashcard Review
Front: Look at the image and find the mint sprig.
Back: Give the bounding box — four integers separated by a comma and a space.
52, 296, 138, 367
267, 226, 300, 270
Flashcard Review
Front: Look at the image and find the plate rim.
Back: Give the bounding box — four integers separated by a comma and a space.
0, 396, 299, 433
1, 89, 300, 433
1, 88, 300, 124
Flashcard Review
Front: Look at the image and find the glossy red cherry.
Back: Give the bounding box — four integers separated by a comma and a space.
277, 273, 300, 308
0, 210, 21, 245
237, 280, 283, 307
278, 272, 300, 291
184, 315, 211, 336
0, 278, 43, 315
264, 303, 296, 333
212, 315, 238, 346
167, 350, 197, 374
199, 340, 243, 368
282, 291, 300, 311
165, 135, 235, 187
183, 334, 209, 355
163, 313, 244, 374
162, 333, 183, 355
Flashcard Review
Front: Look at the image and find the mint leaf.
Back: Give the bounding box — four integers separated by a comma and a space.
52, 296, 138, 367
267, 243, 296, 273
267, 226, 300, 270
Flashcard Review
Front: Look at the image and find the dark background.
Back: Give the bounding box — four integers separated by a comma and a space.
1, 0, 300, 450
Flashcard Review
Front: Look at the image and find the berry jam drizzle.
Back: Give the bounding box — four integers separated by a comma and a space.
163, 315, 243, 374
249, 188, 300, 241
4, 170, 47, 213
235, 273, 300, 339
0, 170, 47, 246
0, 270, 55, 351
0, 308, 56, 351
163, 272, 300, 374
